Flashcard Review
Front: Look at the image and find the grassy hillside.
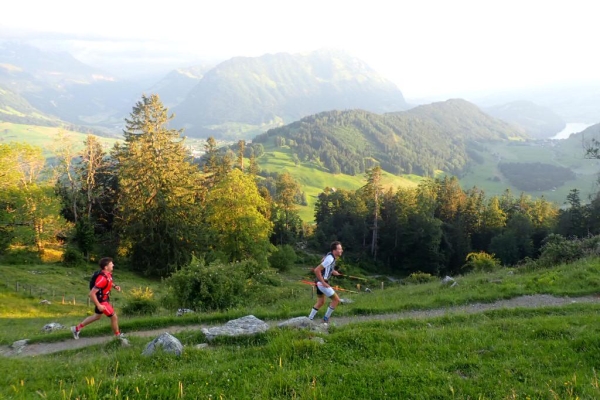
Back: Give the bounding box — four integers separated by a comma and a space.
259, 134, 600, 220
459, 139, 599, 204
256, 140, 421, 221
3, 257, 600, 398
0, 122, 120, 155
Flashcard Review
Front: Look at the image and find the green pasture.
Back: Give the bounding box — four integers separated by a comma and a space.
460, 140, 599, 204
0, 122, 119, 155
2, 257, 600, 398
257, 143, 420, 221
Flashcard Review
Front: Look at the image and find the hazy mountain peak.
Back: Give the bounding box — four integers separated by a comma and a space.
173, 49, 408, 138
484, 100, 565, 139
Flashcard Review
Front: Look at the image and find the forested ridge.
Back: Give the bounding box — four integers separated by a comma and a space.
253, 99, 528, 177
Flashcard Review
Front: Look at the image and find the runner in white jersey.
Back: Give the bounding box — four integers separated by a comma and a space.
308, 241, 343, 324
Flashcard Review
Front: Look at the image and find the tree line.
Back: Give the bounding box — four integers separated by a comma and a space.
1, 94, 598, 279
312, 169, 600, 275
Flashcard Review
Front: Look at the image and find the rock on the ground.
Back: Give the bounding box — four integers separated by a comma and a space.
202, 315, 269, 341
277, 317, 328, 333
11, 339, 29, 353
142, 332, 183, 356
176, 308, 194, 317
277, 316, 314, 329
441, 276, 455, 285
42, 323, 64, 333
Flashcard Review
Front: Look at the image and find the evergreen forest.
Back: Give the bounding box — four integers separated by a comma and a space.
1, 94, 600, 282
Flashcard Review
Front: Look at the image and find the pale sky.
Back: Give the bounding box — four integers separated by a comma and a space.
2, 0, 598, 99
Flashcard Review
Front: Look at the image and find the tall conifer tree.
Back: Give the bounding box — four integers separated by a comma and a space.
113, 94, 202, 276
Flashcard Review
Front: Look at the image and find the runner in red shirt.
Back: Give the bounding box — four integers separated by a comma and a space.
71, 257, 128, 345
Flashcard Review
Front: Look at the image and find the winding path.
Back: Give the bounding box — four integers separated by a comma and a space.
2, 294, 598, 358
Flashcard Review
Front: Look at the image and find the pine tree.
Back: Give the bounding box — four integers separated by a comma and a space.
237, 140, 245, 171
113, 94, 202, 276
363, 166, 382, 260
273, 173, 302, 245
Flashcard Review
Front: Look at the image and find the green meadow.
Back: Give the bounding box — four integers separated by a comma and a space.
459, 140, 599, 204
257, 141, 420, 221
2, 257, 600, 399
0, 122, 119, 156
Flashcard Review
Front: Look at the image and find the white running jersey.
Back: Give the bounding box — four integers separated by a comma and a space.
320, 253, 336, 280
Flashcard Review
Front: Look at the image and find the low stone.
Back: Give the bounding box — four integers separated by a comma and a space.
41, 322, 64, 333
202, 315, 269, 341
176, 308, 194, 317
441, 276, 455, 285
142, 332, 183, 356
11, 339, 29, 353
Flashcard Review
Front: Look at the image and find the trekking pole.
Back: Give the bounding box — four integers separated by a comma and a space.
339, 274, 368, 281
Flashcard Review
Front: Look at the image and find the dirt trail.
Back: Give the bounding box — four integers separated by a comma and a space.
2, 294, 598, 358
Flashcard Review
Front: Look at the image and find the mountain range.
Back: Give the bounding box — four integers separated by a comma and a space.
1, 41, 580, 142
3, 40, 600, 205
171, 49, 409, 138
1, 43, 409, 138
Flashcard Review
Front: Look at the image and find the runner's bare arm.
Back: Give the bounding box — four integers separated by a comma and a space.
314, 265, 330, 287
89, 287, 104, 311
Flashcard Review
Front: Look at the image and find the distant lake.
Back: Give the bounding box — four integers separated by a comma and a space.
551, 122, 594, 140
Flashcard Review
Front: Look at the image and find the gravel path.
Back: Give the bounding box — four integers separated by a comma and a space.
2, 294, 598, 358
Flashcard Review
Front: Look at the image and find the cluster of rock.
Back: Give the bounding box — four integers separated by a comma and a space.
9, 315, 327, 357
143, 315, 326, 356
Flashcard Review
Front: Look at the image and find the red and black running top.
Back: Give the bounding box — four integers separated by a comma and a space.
93, 271, 113, 302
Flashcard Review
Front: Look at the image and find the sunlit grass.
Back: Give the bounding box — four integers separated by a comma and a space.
3, 256, 600, 345
3, 257, 600, 397
3, 305, 600, 399
460, 140, 599, 204
0, 122, 119, 155
258, 146, 420, 222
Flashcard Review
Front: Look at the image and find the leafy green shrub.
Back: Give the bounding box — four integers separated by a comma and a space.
536, 234, 582, 267
268, 244, 297, 272
463, 251, 501, 272
581, 235, 600, 256
403, 271, 437, 284
122, 287, 158, 316
62, 246, 85, 266
165, 257, 248, 311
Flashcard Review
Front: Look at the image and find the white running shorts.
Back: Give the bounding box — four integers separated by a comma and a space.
316, 282, 336, 297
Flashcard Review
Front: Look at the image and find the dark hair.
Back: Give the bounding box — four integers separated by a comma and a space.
330, 241, 342, 252
99, 257, 113, 270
